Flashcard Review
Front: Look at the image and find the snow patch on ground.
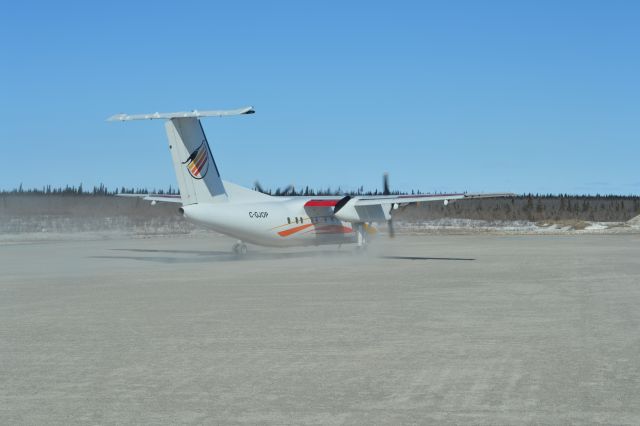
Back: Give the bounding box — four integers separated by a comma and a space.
396, 218, 638, 235
585, 222, 609, 230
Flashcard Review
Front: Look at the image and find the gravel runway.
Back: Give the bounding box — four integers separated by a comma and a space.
1, 233, 639, 424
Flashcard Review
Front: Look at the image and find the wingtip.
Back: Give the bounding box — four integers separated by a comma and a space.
107, 114, 127, 122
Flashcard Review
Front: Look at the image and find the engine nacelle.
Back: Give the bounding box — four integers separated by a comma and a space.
334, 199, 391, 223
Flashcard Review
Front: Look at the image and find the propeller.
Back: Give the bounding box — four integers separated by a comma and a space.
334, 173, 396, 238
383, 172, 391, 196
254, 181, 267, 194
279, 185, 295, 196
383, 173, 395, 238
254, 181, 295, 196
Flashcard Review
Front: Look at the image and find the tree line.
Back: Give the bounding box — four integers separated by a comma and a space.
1, 184, 179, 196
1, 183, 422, 196
2, 185, 638, 222
3, 184, 638, 200
398, 195, 640, 222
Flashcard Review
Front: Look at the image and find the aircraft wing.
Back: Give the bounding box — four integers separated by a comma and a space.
352, 192, 515, 206
116, 194, 183, 204
333, 192, 515, 223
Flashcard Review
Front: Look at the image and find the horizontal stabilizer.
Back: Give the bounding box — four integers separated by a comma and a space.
107, 106, 254, 122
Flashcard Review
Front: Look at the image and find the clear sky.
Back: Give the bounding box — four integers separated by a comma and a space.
1, 1, 639, 195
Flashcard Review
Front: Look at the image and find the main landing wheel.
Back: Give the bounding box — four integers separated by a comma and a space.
232, 242, 248, 256
354, 244, 368, 253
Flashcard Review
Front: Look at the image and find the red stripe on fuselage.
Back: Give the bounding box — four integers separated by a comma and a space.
304, 200, 340, 207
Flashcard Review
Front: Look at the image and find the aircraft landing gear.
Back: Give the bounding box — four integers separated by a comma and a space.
232, 241, 248, 256
354, 223, 368, 252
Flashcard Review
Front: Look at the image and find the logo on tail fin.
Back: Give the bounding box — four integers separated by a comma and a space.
182, 140, 209, 179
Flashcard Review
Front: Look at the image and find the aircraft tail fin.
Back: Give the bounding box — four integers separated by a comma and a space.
108, 107, 255, 205
165, 118, 226, 205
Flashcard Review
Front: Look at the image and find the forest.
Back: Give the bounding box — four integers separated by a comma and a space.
2, 185, 639, 223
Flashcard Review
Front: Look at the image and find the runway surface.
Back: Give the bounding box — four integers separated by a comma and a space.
1, 234, 639, 424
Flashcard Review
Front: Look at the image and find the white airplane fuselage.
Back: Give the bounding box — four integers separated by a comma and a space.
182, 196, 363, 247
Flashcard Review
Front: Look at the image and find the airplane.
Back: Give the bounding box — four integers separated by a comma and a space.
108, 107, 513, 255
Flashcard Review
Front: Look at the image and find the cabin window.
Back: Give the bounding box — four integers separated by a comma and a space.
300, 217, 304, 223
295, 217, 299, 224
287, 217, 291, 224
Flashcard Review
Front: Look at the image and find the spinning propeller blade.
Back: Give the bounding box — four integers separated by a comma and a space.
383, 172, 391, 196
254, 181, 267, 194
383, 173, 395, 238
254, 181, 295, 196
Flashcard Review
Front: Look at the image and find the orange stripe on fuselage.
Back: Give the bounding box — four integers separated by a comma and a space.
270, 222, 295, 230
278, 223, 313, 237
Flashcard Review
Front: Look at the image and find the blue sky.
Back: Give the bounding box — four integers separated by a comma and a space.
1, 1, 639, 195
